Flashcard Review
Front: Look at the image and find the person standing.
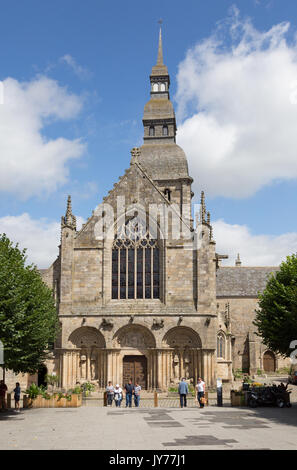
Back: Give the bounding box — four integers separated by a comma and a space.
196, 377, 206, 408
0, 380, 7, 411
14, 382, 21, 412
114, 384, 123, 407
124, 379, 133, 408
106, 381, 115, 406
133, 382, 141, 407
178, 378, 189, 408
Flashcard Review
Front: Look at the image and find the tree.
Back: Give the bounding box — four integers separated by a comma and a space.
0, 233, 59, 374
254, 253, 297, 357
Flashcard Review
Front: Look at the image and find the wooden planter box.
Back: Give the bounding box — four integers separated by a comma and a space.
23, 394, 82, 408
230, 391, 245, 406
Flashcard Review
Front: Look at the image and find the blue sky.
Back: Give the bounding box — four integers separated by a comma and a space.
0, 0, 297, 267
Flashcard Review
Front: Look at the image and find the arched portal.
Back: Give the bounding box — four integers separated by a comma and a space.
263, 350, 276, 372
162, 327, 202, 385
66, 327, 106, 388
113, 324, 156, 390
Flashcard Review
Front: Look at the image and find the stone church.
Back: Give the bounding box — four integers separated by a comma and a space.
7, 30, 289, 391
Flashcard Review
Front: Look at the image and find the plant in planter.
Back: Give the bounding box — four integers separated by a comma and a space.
45, 374, 59, 390
81, 382, 95, 396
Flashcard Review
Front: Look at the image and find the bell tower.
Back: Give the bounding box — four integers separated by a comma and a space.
142, 27, 176, 144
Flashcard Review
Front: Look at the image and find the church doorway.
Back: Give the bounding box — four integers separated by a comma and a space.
263, 351, 276, 372
123, 355, 147, 389
38, 365, 48, 387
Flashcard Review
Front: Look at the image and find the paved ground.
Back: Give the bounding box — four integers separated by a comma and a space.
1, 376, 296, 450
1, 401, 297, 450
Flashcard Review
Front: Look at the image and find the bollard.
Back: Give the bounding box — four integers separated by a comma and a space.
103, 391, 107, 407
217, 378, 223, 407
7, 393, 11, 409
154, 391, 158, 407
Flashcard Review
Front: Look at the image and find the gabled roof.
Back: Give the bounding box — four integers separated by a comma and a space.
216, 266, 279, 297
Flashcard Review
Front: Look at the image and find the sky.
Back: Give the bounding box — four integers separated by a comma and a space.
0, 0, 297, 268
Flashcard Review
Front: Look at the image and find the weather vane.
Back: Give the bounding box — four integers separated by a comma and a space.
158, 19, 163, 26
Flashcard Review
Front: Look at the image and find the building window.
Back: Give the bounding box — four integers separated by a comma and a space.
149, 126, 155, 136
153, 83, 158, 92
162, 125, 168, 136
164, 188, 171, 201
112, 222, 160, 300
160, 83, 166, 91
217, 333, 225, 359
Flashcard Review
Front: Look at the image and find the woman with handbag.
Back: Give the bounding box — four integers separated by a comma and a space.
196, 377, 206, 408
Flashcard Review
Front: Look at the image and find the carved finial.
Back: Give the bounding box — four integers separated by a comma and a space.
61, 195, 76, 230
207, 211, 210, 225
235, 253, 242, 266
130, 147, 140, 164
209, 225, 213, 241
200, 191, 206, 224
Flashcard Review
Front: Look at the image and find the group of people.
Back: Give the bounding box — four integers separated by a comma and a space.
0, 377, 205, 411
178, 377, 206, 408
106, 379, 141, 408
0, 380, 21, 412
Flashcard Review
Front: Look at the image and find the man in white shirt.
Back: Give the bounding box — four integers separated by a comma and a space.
195, 377, 206, 408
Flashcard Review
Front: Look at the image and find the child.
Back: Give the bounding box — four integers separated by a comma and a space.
14, 382, 21, 412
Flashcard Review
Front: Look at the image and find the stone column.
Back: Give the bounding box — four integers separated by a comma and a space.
62, 351, 68, 389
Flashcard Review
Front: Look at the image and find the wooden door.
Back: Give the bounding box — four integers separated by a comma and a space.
123, 355, 147, 389
263, 351, 275, 372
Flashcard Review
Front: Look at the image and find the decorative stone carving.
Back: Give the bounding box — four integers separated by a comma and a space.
69, 327, 105, 349
152, 318, 164, 329
162, 327, 201, 349
114, 325, 155, 349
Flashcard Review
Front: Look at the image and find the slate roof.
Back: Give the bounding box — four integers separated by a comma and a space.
216, 266, 280, 297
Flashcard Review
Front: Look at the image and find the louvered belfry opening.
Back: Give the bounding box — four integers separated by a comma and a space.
112, 219, 160, 300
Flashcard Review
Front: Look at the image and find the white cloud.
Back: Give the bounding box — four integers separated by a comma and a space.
176, 8, 297, 198
60, 55, 91, 80
0, 213, 84, 268
0, 76, 86, 198
213, 219, 297, 266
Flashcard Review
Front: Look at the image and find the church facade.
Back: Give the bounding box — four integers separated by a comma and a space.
33, 30, 290, 392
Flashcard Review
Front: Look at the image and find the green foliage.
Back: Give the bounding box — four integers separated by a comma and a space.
68, 386, 83, 395
25, 383, 40, 399
80, 382, 95, 392
0, 234, 60, 374
254, 253, 297, 356
256, 369, 263, 376
276, 367, 291, 375
45, 374, 59, 386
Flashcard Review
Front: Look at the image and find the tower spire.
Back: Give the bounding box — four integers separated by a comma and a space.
61, 195, 76, 230
157, 26, 164, 65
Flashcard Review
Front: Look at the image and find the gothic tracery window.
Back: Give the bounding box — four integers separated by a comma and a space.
217, 333, 225, 359
112, 220, 160, 300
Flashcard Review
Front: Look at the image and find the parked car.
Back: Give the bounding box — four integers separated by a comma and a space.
288, 368, 297, 385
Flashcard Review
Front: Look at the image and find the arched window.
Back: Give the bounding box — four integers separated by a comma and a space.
162, 125, 168, 136
149, 126, 155, 136
160, 83, 166, 92
112, 220, 160, 300
217, 333, 225, 358
153, 83, 158, 92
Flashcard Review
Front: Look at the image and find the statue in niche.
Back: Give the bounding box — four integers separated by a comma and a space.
80, 353, 87, 380
91, 354, 97, 380
183, 349, 192, 380
172, 352, 180, 380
